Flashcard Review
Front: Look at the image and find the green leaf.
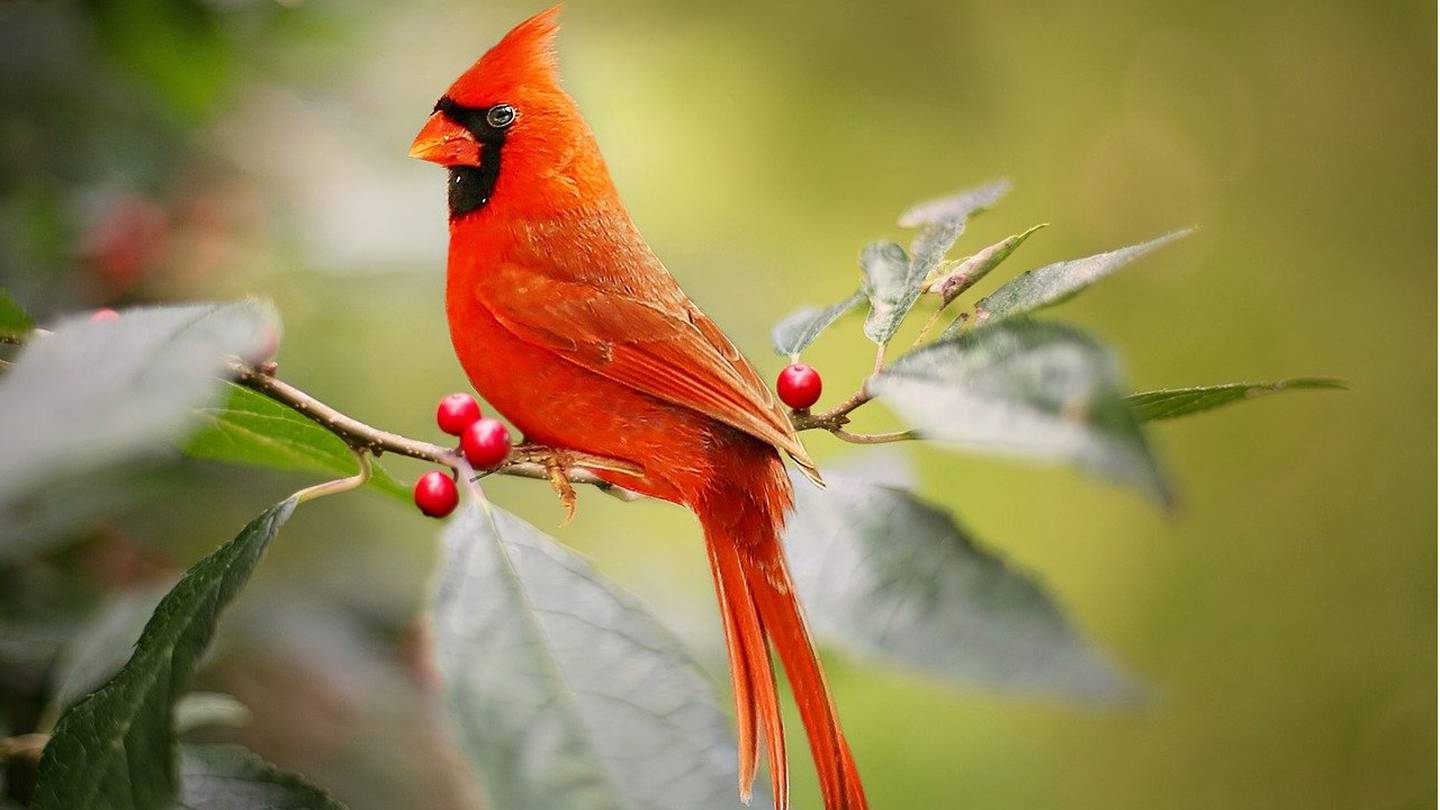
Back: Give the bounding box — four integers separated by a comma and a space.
926, 224, 1048, 305
976, 229, 1192, 322
862, 180, 1010, 346
786, 470, 1136, 701
897, 178, 1012, 229
434, 505, 755, 810
177, 744, 346, 810
0, 287, 33, 340
771, 290, 865, 357
870, 320, 1171, 504
1129, 378, 1345, 422
859, 240, 916, 345
184, 382, 408, 501
32, 500, 298, 810
0, 301, 278, 558
42, 581, 175, 728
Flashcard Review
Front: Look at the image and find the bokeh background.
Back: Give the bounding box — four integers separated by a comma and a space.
1, 1, 1434, 808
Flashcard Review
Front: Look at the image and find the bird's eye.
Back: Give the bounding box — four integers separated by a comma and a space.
486, 104, 517, 129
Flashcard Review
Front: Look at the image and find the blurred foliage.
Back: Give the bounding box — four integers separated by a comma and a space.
0, 0, 1433, 809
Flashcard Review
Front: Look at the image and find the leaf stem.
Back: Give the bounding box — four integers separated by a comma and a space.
293, 450, 373, 503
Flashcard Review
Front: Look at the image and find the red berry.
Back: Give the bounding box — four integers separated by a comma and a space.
413, 471, 459, 518
436, 392, 483, 436
90, 308, 120, 322
461, 417, 512, 468
776, 363, 822, 409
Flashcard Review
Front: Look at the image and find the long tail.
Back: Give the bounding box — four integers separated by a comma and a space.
697, 448, 867, 810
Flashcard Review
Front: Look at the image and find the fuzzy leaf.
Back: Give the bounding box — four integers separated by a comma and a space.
434, 505, 755, 810
897, 179, 1012, 229
786, 471, 1136, 700
771, 290, 865, 357
976, 229, 1191, 322
870, 320, 1170, 504
1129, 378, 1345, 422
859, 240, 916, 345
0, 301, 278, 558
177, 744, 346, 810
862, 181, 1010, 345
185, 382, 407, 500
32, 500, 297, 810
0, 287, 33, 340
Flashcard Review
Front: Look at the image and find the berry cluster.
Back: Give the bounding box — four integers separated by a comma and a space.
412, 392, 513, 518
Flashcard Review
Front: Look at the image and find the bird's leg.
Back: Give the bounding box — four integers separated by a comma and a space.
513, 442, 579, 525
545, 456, 578, 526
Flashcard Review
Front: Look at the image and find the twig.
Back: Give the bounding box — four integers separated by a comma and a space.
227, 360, 642, 498
792, 388, 873, 431
830, 428, 917, 445
0, 733, 46, 765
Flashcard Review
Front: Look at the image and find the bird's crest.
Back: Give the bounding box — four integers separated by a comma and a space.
447, 6, 563, 106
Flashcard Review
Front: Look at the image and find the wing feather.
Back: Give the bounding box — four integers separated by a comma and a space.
475, 263, 821, 482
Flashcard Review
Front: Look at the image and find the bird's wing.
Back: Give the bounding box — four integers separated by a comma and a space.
474, 263, 821, 483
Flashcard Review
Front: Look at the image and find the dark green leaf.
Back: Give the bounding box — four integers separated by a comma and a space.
0, 301, 278, 558
976, 229, 1192, 322
786, 471, 1136, 701
1129, 378, 1345, 422
0, 287, 33, 340
434, 505, 754, 810
897, 178, 1012, 229
870, 320, 1171, 504
771, 290, 865, 357
42, 582, 175, 727
32, 500, 297, 810
176, 744, 346, 810
184, 382, 408, 501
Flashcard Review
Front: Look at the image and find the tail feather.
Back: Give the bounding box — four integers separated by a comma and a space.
747, 546, 865, 810
709, 538, 788, 806
700, 488, 866, 810
706, 540, 777, 803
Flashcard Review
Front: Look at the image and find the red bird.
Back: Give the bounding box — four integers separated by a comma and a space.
409, 8, 867, 810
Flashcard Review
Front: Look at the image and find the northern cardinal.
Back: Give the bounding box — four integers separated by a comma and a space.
409, 8, 866, 810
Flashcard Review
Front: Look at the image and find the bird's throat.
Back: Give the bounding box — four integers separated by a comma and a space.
448, 147, 503, 218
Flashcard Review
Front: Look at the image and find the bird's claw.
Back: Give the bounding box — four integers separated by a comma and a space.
515, 442, 578, 525
543, 453, 578, 526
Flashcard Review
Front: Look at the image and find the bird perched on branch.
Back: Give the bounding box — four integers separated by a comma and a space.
409, 7, 867, 809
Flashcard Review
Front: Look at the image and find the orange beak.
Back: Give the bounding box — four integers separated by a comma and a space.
409, 111, 481, 166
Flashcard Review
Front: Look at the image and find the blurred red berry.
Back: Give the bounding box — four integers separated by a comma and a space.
436, 393, 483, 436
413, 471, 459, 518
90, 308, 120, 322
461, 417, 512, 468
81, 195, 168, 295
777, 363, 822, 409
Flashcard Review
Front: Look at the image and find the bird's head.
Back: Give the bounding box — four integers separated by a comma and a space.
410, 6, 609, 218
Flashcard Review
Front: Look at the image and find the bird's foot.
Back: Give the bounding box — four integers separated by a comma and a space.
545, 454, 578, 526
513, 443, 579, 526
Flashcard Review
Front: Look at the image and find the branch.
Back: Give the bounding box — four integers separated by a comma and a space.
227, 361, 642, 499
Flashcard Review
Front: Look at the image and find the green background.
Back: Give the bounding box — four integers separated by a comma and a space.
1, 1, 1433, 807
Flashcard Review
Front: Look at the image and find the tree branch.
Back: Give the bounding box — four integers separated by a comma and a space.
226, 361, 642, 499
